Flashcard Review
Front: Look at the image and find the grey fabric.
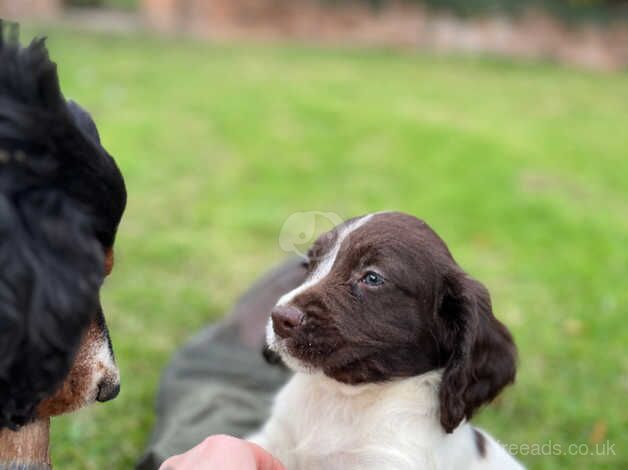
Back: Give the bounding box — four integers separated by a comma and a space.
136, 258, 307, 470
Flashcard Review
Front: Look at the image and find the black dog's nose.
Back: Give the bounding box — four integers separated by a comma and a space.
271, 305, 304, 338
96, 381, 120, 402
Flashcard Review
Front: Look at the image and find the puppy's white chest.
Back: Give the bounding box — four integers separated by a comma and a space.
253, 374, 440, 470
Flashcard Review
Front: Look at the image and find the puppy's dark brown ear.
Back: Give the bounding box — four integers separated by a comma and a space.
437, 271, 516, 433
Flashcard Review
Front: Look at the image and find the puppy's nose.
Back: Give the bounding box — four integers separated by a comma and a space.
96, 380, 120, 402
271, 305, 304, 338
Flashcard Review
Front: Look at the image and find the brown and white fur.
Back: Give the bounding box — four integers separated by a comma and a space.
250, 212, 523, 470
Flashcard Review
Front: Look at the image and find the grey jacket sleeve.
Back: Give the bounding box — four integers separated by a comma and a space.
136, 258, 306, 470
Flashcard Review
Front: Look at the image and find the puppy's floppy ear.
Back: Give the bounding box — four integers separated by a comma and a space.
0, 191, 104, 429
437, 271, 517, 433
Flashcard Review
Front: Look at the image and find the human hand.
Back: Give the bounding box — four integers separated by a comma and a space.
159, 434, 286, 470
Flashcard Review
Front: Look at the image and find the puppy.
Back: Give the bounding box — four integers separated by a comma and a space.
251, 212, 523, 469
0, 23, 126, 466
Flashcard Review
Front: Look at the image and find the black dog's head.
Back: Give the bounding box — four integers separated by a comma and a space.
0, 23, 126, 430
266, 212, 516, 432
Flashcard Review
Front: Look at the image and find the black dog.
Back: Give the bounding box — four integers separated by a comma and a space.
0, 21, 126, 460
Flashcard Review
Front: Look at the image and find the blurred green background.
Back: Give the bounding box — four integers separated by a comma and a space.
24, 24, 628, 470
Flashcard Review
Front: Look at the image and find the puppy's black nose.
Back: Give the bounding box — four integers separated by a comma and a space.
96, 381, 120, 402
271, 305, 304, 338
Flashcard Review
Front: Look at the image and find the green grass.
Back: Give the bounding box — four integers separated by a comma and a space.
24, 27, 628, 469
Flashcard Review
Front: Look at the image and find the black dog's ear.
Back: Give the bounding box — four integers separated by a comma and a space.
0, 191, 104, 429
0, 25, 126, 249
437, 271, 517, 433
66, 100, 102, 144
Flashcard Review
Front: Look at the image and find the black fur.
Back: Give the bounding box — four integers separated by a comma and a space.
0, 23, 126, 429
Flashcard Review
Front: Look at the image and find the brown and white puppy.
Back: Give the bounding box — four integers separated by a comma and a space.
250, 212, 522, 470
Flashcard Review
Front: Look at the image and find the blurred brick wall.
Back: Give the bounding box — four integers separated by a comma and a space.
141, 0, 180, 31
0, 0, 61, 20
141, 0, 627, 71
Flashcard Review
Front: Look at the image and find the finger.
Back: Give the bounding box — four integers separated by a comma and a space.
159, 454, 182, 470
247, 441, 287, 470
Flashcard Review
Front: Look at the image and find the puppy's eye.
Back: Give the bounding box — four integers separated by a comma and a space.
361, 271, 384, 286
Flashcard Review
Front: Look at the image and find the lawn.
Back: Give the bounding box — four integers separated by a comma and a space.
23, 27, 628, 469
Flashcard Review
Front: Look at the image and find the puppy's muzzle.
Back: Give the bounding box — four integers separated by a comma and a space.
271, 305, 304, 339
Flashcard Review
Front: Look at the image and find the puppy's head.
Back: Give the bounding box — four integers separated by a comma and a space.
0, 24, 126, 429
266, 212, 516, 432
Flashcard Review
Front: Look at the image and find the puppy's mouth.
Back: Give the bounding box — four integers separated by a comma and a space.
266, 317, 391, 386
265, 316, 356, 375
265, 319, 316, 372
